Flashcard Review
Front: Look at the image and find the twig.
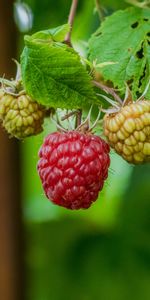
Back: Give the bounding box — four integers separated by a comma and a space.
61, 110, 79, 121
125, 0, 150, 8
75, 109, 82, 128
92, 80, 123, 104
95, 0, 104, 21
64, 0, 78, 46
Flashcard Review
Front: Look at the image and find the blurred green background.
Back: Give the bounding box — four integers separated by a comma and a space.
19, 1, 150, 299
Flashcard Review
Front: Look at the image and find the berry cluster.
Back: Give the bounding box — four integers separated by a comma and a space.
0, 64, 149, 211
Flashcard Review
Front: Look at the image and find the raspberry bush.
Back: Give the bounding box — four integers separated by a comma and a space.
0, 0, 150, 210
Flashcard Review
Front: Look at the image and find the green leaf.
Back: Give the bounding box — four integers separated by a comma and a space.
89, 7, 150, 99
26, 23, 71, 43
21, 30, 96, 109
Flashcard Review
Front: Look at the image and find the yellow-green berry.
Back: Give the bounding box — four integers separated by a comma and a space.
0, 92, 47, 139
103, 100, 150, 164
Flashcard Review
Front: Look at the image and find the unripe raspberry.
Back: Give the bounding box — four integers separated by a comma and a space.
103, 100, 150, 164
37, 131, 110, 210
0, 92, 46, 139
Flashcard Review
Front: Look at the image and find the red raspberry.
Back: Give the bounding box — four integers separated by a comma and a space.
37, 131, 110, 210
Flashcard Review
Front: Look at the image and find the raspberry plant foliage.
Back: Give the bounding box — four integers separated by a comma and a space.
21, 24, 96, 109
89, 7, 150, 99
0, 0, 150, 210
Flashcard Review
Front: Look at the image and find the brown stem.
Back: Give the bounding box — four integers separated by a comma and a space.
75, 109, 82, 128
61, 110, 79, 121
92, 80, 123, 104
95, 0, 104, 21
0, 2, 24, 300
64, 0, 78, 46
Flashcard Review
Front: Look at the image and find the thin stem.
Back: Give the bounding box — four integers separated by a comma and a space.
95, 0, 104, 21
92, 80, 123, 105
125, 0, 150, 8
51, 114, 67, 132
61, 110, 79, 121
75, 109, 82, 128
89, 109, 101, 132
138, 79, 150, 101
12, 59, 22, 81
64, 0, 78, 46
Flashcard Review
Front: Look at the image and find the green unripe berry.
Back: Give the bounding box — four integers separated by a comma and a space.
0, 91, 47, 139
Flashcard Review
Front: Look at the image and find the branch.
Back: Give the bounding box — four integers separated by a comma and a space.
92, 80, 123, 104
95, 0, 105, 21
61, 110, 79, 121
64, 0, 78, 46
75, 109, 82, 128
125, 0, 150, 8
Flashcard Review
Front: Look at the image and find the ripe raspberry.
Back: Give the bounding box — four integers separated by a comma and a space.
37, 131, 110, 210
0, 92, 46, 139
103, 100, 150, 164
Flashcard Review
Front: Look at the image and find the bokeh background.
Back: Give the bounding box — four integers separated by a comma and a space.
0, 1, 150, 300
